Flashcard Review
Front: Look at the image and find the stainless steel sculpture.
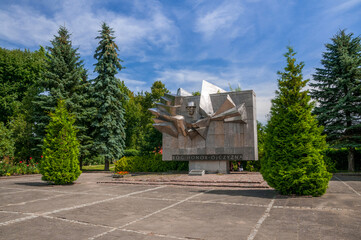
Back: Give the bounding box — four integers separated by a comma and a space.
150, 80, 257, 173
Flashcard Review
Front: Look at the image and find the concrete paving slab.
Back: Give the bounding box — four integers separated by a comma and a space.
255, 207, 361, 240
1, 173, 360, 240
126, 200, 267, 240
0, 190, 57, 206
131, 186, 209, 201
0, 192, 112, 214
97, 229, 188, 240
0, 215, 109, 240
192, 189, 276, 206
0, 211, 31, 223
52, 196, 176, 228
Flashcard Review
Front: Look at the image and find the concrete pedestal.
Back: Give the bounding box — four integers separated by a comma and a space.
189, 160, 229, 174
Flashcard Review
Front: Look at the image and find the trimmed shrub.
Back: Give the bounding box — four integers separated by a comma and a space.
40, 100, 81, 184
114, 154, 188, 172
261, 47, 331, 196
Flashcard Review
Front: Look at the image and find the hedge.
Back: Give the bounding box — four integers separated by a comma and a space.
114, 154, 188, 172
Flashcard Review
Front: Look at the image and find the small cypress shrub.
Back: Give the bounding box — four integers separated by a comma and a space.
261, 47, 332, 196
40, 100, 81, 184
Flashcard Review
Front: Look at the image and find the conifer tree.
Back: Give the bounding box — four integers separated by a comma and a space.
40, 100, 81, 184
261, 47, 331, 196
33, 26, 92, 164
311, 30, 361, 172
92, 23, 126, 171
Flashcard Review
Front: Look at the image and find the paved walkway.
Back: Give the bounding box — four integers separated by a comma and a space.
0, 173, 360, 240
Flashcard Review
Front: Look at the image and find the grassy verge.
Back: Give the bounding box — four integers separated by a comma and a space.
82, 164, 115, 171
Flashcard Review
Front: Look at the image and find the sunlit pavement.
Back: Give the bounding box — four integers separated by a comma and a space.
0, 173, 360, 240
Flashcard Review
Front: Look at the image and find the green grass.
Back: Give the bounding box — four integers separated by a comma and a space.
82, 164, 115, 171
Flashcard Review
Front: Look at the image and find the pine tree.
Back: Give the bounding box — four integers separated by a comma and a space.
92, 23, 126, 171
311, 30, 361, 172
261, 47, 331, 196
33, 26, 92, 164
40, 100, 81, 184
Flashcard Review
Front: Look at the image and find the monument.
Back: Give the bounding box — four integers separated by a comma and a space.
149, 80, 258, 174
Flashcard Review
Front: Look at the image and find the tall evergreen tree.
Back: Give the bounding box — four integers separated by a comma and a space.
33, 26, 92, 164
40, 100, 81, 184
311, 30, 361, 172
261, 47, 331, 196
92, 23, 126, 171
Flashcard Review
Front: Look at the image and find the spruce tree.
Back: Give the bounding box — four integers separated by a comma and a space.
311, 30, 361, 172
40, 100, 81, 184
33, 26, 92, 164
92, 23, 126, 171
261, 47, 331, 196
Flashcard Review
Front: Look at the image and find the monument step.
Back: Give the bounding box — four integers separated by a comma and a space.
97, 180, 270, 188
188, 169, 205, 176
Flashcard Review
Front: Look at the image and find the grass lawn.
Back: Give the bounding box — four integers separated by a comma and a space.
82, 164, 115, 171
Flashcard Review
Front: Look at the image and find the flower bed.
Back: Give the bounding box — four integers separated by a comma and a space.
0, 160, 40, 176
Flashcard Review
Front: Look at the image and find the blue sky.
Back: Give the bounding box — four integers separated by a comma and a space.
1, 0, 361, 123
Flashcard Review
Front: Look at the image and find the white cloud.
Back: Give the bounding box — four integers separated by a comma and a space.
194, 2, 245, 39
0, 0, 178, 58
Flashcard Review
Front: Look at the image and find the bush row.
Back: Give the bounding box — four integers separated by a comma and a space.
114, 154, 188, 172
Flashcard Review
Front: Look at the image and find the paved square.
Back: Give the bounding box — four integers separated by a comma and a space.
0, 173, 360, 240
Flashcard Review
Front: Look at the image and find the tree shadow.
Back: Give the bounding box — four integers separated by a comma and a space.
196, 188, 279, 199
14, 181, 75, 187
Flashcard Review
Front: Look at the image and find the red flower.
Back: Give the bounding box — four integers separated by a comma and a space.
27, 165, 29, 167
30, 157, 32, 160
41, 155, 43, 158
19, 161, 22, 163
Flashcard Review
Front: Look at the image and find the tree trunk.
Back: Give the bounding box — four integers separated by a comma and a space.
348, 148, 355, 172
104, 159, 110, 171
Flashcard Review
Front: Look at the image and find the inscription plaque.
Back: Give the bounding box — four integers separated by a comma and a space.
172, 154, 243, 161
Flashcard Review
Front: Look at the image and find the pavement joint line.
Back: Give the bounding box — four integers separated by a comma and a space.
42, 214, 191, 240
120, 228, 192, 240
0, 189, 32, 195
0, 193, 68, 208
247, 196, 276, 240
0, 209, 35, 215
272, 205, 355, 212
0, 214, 38, 226
334, 176, 361, 197
88, 189, 214, 240
42, 215, 114, 229
0, 185, 165, 227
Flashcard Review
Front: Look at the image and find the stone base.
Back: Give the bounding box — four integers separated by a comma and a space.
189, 161, 229, 174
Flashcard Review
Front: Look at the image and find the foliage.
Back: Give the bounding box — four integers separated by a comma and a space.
228, 83, 242, 92
137, 81, 169, 154
114, 154, 188, 172
324, 148, 361, 171
261, 47, 331, 196
310, 29, 361, 172
92, 23, 127, 170
33, 26, 92, 163
0, 160, 40, 176
124, 149, 141, 156
0, 47, 45, 124
40, 100, 81, 184
0, 122, 14, 159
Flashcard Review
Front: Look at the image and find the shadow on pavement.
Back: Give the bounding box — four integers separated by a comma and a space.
202, 189, 277, 199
